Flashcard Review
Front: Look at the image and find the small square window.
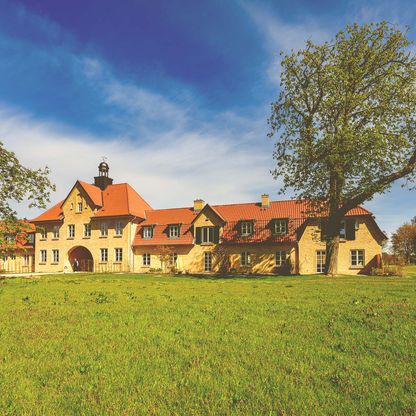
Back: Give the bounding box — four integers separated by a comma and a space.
274, 219, 287, 235
350, 250, 364, 268
240, 221, 253, 236
169, 225, 180, 239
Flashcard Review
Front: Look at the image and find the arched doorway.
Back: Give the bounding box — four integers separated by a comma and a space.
68, 246, 93, 272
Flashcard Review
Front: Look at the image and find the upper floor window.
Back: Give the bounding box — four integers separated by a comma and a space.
77, 202, 83, 213
240, 221, 253, 236
275, 250, 287, 267
350, 250, 364, 268
27, 234, 35, 245
115, 222, 123, 236
100, 222, 108, 237
168, 224, 180, 239
339, 220, 346, 239
241, 251, 251, 266
40, 227, 47, 240
273, 219, 288, 235
143, 226, 153, 239
68, 224, 75, 239
53, 225, 60, 239
195, 226, 219, 244
84, 223, 91, 238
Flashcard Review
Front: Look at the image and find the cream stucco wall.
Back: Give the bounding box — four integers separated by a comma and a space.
34, 183, 134, 273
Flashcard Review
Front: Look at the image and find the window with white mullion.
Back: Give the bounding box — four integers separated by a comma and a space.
350, 250, 364, 267
275, 250, 287, 267
241, 221, 253, 236
169, 225, 180, 239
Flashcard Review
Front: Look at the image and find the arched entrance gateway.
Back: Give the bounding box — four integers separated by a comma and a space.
68, 246, 94, 272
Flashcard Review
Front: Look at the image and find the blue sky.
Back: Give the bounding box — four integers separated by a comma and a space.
1, 0, 415, 237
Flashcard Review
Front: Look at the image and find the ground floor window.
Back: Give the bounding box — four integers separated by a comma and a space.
40, 250, 47, 263
100, 248, 108, 262
52, 249, 59, 263
169, 253, 178, 266
143, 253, 151, 266
115, 248, 123, 262
350, 249, 365, 267
275, 250, 287, 267
204, 252, 212, 272
316, 250, 326, 273
241, 251, 251, 266
23, 255, 30, 266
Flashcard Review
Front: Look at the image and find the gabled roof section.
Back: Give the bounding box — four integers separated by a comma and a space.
31, 200, 64, 222
191, 204, 226, 225
78, 181, 103, 207
60, 180, 103, 210
31, 181, 152, 222
94, 183, 152, 219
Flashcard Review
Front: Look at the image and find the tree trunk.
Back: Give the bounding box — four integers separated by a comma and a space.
325, 216, 342, 276
326, 234, 340, 276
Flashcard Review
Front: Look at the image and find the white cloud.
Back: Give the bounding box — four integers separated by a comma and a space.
0, 104, 278, 219
242, 2, 332, 85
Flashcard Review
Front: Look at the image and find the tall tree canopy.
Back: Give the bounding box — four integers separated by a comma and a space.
0, 142, 55, 252
269, 22, 416, 275
391, 222, 416, 264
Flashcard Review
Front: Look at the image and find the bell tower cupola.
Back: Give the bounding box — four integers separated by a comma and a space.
94, 158, 114, 190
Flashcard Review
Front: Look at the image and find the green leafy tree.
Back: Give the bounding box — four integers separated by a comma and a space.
0, 142, 55, 253
269, 22, 416, 275
391, 222, 416, 264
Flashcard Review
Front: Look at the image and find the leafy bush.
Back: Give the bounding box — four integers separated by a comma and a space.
371, 265, 403, 277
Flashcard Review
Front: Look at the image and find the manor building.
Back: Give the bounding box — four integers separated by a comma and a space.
25, 162, 385, 275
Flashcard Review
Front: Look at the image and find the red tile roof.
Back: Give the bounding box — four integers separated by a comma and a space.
31, 182, 152, 222
133, 200, 373, 246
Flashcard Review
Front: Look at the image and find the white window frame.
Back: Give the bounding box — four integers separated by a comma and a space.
241, 221, 253, 236
169, 253, 178, 266
241, 251, 251, 266
53, 225, 60, 239
143, 226, 153, 239
100, 248, 108, 262
204, 252, 212, 272
115, 222, 123, 236
115, 248, 123, 262
84, 223, 91, 238
201, 227, 214, 243
275, 250, 287, 267
350, 249, 365, 268
23, 254, 30, 266
77, 202, 83, 213
40, 227, 47, 240
169, 224, 180, 239
100, 222, 108, 237
52, 249, 59, 263
68, 224, 75, 239
316, 250, 326, 273
274, 219, 287, 235
143, 253, 151, 266
40, 250, 47, 263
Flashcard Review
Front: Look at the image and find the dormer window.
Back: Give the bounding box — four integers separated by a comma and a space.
273, 219, 288, 235
169, 224, 180, 239
143, 226, 153, 239
240, 221, 253, 236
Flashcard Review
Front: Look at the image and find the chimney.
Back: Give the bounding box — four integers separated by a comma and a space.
261, 194, 270, 208
193, 198, 205, 212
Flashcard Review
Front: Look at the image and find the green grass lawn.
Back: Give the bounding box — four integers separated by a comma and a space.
0, 270, 415, 415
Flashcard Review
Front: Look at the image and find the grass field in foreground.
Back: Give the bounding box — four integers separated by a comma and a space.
0, 270, 415, 415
